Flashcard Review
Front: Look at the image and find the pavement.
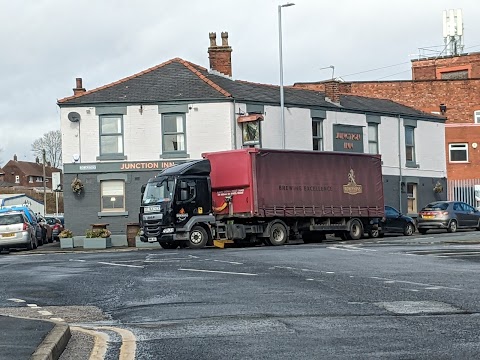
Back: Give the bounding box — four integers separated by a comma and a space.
0, 314, 71, 360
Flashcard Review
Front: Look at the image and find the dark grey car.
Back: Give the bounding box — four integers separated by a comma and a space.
417, 201, 480, 234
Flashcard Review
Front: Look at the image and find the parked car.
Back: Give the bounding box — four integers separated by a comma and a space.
0, 211, 37, 251
45, 217, 64, 241
0, 206, 43, 246
37, 216, 54, 243
369, 205, 416, 237
417, 201, 480, 234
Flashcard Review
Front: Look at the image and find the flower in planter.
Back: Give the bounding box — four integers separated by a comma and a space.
85, 229, 112, 238
71, 177, 84, 195
59, 229, 74, 238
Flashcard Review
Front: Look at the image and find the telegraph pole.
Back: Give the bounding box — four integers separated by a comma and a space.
42, 149, 47, 216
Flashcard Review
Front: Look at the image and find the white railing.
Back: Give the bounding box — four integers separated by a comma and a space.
447, 179, 480, 207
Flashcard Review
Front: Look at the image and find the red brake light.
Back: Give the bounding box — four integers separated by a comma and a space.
442, 211, 449, 215
53, 225, 60, 230
23, 223, 28, 231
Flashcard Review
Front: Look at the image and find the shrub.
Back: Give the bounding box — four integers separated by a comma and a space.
59, 229, 74, 238
85, 229, 112, 238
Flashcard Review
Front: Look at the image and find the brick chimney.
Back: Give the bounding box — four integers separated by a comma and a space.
73, 77, 86, 96
324, 80, 341, 104
208, 32, 233, 77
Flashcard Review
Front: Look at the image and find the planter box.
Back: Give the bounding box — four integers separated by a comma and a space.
60, 237, 74, 249
84, 237, 112, 249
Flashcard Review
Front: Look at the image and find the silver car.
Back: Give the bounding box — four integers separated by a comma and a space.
0, 212, 37, 251
417, 201, 480, 234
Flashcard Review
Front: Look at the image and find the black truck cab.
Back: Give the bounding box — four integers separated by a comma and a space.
139, 160, 215, 249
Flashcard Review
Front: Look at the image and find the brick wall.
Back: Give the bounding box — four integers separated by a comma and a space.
445, 125, 480, 180
412, 52, 480, 80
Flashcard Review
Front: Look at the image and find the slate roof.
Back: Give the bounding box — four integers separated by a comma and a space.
58, 58, 443, 121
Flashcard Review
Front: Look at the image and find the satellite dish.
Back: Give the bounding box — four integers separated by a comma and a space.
68, 112, 81, 122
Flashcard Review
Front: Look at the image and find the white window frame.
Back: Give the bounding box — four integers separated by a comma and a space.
368, 123, 379, 155
99, 115, 124, 156
100, 180, 126, 212
405, 126, 416, 164
474, 110, 480, 124
312, 118, 324, 151
15, 175, 20, 183
449, 143, 469, 163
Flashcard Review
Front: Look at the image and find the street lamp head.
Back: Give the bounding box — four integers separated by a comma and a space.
281, 2, 295, 7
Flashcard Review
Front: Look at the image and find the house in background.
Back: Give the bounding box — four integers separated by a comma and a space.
57, 32, 447, 238
0, 154, 62, 191
0, 194, 44, 214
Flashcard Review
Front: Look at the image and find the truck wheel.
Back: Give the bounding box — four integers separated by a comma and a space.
268, 222, 288, 246
160, 242, 178, 249
346, 219, 363, 240
188, 226, 208, 249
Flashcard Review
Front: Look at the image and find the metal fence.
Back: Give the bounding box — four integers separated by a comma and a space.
447, 179, 480, 207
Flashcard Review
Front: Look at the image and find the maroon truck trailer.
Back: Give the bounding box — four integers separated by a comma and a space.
139, 148, 384, 249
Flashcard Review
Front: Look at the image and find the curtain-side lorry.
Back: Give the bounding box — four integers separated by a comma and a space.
139, 148, 384, 249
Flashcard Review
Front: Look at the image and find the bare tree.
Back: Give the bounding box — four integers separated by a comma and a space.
31, 130, 62, 168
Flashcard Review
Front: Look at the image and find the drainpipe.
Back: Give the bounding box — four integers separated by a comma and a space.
398, 115, 403, 213
232, 100, 237, 149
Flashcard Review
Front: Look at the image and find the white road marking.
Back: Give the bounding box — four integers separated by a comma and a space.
50, 317, 65, 322
425, 287, 442, 290
370, 276, 461, 291
38, 310, 53, 316
306, 278, 314, 281
325, 271, 335, 274
327, 246, 360, 252
211, 259, 243, 265
179, 268, 257, 276
27, 304, 39, 308
7, 298, 26, 303
97, 262, 144, 269
69, 259, 86, 262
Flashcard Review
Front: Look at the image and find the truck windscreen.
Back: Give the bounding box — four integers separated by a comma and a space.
142, 178, 175, 205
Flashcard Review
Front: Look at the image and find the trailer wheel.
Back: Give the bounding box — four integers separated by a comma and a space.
346, 219, 363, 240
160, 242, 178, 250
267, 222, 288, 246
188, 226, 208, 249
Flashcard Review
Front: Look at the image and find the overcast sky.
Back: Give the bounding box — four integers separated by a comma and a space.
1, 0, 478, 165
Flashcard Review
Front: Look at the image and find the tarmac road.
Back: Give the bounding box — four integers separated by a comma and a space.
1, 231, 480, 359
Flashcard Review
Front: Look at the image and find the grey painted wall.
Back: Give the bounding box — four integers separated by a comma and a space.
383, 175, 447, 216
64, 172, 156, 237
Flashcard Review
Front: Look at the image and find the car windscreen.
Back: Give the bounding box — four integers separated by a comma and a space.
423, 202, 449, 211
0, 214, 24, 226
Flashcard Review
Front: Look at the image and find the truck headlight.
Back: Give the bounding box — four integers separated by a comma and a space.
162, 228, 174, 234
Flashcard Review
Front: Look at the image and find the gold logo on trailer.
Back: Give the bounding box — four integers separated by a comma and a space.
343, 169, 363, 195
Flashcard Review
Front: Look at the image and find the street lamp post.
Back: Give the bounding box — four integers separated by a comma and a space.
278, 2, 295, 149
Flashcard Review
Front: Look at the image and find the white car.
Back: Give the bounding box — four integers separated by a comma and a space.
0, 211, 37, 252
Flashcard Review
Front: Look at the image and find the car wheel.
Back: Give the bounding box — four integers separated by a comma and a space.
403, 223, 415, 236
447, 220, 457, 233
369, 229, 382, 238
188, 226, 209, 249
27, 236, 35, 250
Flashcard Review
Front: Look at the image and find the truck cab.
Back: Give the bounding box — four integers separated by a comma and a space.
139, 160, 215, 249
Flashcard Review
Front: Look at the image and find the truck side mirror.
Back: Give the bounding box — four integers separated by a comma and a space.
141, 184, 146, 194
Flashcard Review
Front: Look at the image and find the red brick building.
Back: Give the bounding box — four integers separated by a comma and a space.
0, 155, 62, 190
294, 52, 480, 181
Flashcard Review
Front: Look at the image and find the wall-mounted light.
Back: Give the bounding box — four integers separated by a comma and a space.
440, 103, 447, 114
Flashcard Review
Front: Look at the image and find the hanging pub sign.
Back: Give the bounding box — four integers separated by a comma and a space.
332, 124, 364, 153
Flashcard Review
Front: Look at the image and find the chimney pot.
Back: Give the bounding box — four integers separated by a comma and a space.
36, 157, 39, 164
208, 31, 233, 77
73, 77, 86, 96
13, 154, 17, 161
